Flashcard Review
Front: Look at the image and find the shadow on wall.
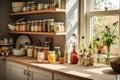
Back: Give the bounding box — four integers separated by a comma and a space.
66, 0, 79, 54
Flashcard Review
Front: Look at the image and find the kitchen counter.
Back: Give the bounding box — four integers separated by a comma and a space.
0, 56, 118, 80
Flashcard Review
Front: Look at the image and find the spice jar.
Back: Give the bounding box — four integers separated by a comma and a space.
54, 22, 61, 32
54, 47, 61, 61
15, 22, 20, 31
48, 19, 54, 32
27, 21, 31, 31
34, 47, 38, 58
31, 21, 35, 32
44, 47, 49, 60
37, 52, 45, 62
22, 22, 27, 31
34, 20, 39, 32
27, 46, 34, 57
38, 20, 43, 32
48, 51, 56, 63
43, 19, 48, 32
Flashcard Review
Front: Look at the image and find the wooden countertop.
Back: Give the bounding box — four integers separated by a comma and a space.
1, 56, 118, 80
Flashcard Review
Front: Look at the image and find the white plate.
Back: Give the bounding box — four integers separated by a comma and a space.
16, 35, 31, 48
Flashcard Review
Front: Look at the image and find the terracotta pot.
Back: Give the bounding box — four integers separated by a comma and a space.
96, 46, 106, 54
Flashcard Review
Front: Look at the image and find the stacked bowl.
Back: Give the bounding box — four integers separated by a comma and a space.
12, 2, 26, 12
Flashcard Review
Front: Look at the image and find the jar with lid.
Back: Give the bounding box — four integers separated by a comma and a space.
43, 19, 48, 32
54, 22, 62, 32
31, 21, 35, 32
26, 2, 31, 11
27, 21, 31, 31
44, 41, 50, 47
22, 22, 27, 31
34, 47, 38, 58
15, 22, 20, 31
38, 20, 43, 32
44, 47, 49, 60
48, 19, 54, 32
19, 22, 23, 31
37, 52, 45, 62
27, 46, 34, 57
34, 20, 39, 32
48, 51, 56, 63
54, 47, 61, 61
30, 1, 37, 11
38, 47, 44, 52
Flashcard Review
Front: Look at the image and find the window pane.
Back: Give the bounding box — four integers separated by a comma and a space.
91, 16, 119, 47
93, 0, 119, 11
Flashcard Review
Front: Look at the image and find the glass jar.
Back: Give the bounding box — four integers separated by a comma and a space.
54, 22, 62, 32
43, 19, 48, 32
15, 22, 20, 31
38, 20, 43, 32
48, 19, 54, 32
31, 21, 35, 32
37, 52, 45, 62
22, 22, 27, 31
26, 2, 31, 11
54, 46, 61, 61
48, 51, 56, 63
44, 47, 49, 60
27, 21, 31, 31
27, 46, 34, 57
34, 47, 38, 58
30, 1, 37, 11
34, 20, 39, 32
19, 22, 23, 31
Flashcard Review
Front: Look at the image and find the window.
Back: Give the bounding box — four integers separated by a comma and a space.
85, 0, 120, 54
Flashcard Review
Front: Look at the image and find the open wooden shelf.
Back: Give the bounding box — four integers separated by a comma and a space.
8, 8, 66, 16
9, 31, 66, 35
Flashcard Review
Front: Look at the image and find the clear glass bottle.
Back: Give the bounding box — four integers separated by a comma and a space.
27, 46, 33, 57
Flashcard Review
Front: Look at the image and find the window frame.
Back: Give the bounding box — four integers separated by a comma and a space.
80, 0, 120, 55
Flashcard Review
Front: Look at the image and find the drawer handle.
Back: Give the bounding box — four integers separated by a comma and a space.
24, 70, 28, 76
28, 71, 32, 76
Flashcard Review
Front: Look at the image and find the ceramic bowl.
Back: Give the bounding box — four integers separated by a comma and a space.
110, 58, 120, 73
12, 48, 25, 56
8, 23, 16, 31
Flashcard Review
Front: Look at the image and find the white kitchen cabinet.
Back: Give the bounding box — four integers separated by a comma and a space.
0, 60, 5, 80
54, 73, 79, 80
29, 67, 53, 80
6, 61, 53, 80
6, 61, 28, 80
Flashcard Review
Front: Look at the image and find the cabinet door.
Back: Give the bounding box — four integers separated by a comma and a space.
29, 67, 53, 80
6, 61, 28, 80
0, 60, 5, 80
54, 73, 79, 80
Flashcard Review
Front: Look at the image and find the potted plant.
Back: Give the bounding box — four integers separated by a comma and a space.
93, 21, 119, 65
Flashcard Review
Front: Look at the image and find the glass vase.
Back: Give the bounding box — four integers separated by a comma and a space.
105, 46, 110, 65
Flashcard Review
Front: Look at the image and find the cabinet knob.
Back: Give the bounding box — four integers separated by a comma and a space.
28, 71, 32, 76
24, 70, 28, 76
